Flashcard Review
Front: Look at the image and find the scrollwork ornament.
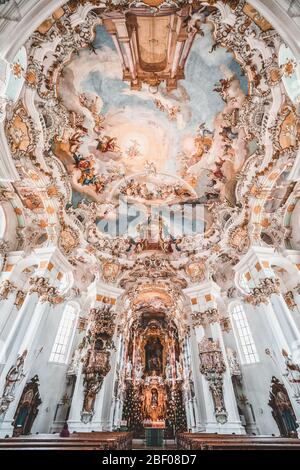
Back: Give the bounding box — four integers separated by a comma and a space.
259, 277, 281, 296
192, 308, 220, 327
0, 279, 16, 301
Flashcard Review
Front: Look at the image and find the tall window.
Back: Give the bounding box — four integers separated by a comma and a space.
231, 304, 259, 365
49, 305, 77, 364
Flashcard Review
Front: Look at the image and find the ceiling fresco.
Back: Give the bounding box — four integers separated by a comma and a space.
56, 23, 248, 207
51, 19, 249, 239
1, 0, 300, 294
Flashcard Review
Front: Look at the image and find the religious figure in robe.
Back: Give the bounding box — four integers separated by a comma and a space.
143, 386, 166, 422
145, 337, 163, 375
269, 376, 299, 437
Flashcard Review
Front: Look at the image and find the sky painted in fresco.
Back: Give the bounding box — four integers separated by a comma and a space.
82, 24, 247, 132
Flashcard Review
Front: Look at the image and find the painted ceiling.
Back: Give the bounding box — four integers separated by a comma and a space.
1, 0, 300, 295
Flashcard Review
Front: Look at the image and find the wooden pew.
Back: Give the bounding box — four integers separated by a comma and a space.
0, 432, 133, 451
177, 433, 300, 450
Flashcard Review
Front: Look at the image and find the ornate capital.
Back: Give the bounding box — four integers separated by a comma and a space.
0, 279, 16, 301
29, 276, 50, 295
29, 276, 63, 304
245, 288, 268, 306
192, 308, 220, 327
245, 277, 280, 306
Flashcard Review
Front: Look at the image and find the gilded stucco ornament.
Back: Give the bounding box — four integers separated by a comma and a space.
28, 276, 64, 304
14, 290, 26, 310
192, 308, 220, 327
1, 1, 299, 394
245, 277, 281, 306
228, 224, 250, 254
185, 258, 206, 283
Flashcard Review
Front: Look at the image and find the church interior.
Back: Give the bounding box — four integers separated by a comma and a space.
1, 0, 300, 452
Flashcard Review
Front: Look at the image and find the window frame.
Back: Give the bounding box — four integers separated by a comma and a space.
49, 304, 78, 365
230, 303, 259, 365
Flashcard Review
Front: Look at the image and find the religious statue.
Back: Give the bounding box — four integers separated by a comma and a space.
82, 377, 102, 415
269, 376, 299, 437
176, 360, 183, 381
67, 348, 82, 378
126, 360, 132, 379
151, 388, 158, 407
198, 338, 227, 423
282, 350, 300, 400
165, 361, 172, 381
143, 385, 166, 422
227, 347, 242, 381
0, 351, 27, 415
135, 360, 143, 381
284, 291, 297, 310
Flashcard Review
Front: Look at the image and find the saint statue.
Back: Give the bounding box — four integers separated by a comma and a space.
165, 361, 172, 380
126, 360, 132, 379
145, 337, 163, 375
176, 360, 183, 381
269, 376, 299, 437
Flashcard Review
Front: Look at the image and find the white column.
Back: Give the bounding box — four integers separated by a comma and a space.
211, 323, 245, 434
258, 300, 291, 353
0, 292, 38, 365
187, 330, 206, 431
0, 297, 50, 436
269, 293, 300, 346
17, 299, 50, 357
92, 382, 106, 431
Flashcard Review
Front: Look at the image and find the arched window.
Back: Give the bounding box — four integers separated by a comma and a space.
230, 304, 259, 365
49, 304, 78, 364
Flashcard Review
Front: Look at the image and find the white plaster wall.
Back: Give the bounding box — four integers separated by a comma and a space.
237, 303, 298, 435
14, 301, 81, 434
